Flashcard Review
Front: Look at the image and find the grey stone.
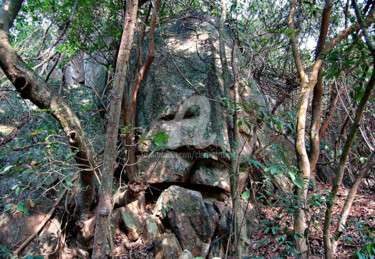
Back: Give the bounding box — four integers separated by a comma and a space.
154, 233, 182, 259
179, 249, 193, 259
137, 152, 194, 184
84, 52, 107, 106
120, 209, 142, 241
154, 186, 213, 257
189, 160, 230, 192
65, 52, 85, 85
136, 19, 230, 153
144, 214, 159, 243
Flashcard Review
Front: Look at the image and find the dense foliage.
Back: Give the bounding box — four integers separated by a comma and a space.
0, 0, 374, 258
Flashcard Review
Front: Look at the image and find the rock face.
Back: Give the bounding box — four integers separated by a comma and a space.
129, 14, 260, 257
0, 12, 260, 258
137, 152, 194, 184
137, 17, 229, 153
154, 186, 214, 257
134, 13, 261, 179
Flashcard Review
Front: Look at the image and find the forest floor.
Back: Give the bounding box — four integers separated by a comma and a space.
248, 182, 375, 258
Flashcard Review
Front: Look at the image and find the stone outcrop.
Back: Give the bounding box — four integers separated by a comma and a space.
154, 186, 214, 257
0, 12, 260, 258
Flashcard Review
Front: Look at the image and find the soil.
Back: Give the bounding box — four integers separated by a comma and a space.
248, 182, 375, 258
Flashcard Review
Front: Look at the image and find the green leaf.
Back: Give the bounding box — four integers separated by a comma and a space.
242, 189, 251, 201
65, 179, 73, 187
155, 133, 170, 147
1, 165, 13, 174
161, 207, 167, 217
15, 186, 21, 196
16, 203, 29, 215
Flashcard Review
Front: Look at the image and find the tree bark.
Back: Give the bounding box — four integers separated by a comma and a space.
92, 0, 138, 257
331, 150, 375, 254
219, 1, 240, 257
219, 0, 233, 146
309, 0, 332, 190
231, 39, 241, 258
0, 0, 95, 218
122, 0, 161, 182
319, 89, 338, 140
323, 2, 375, 258
323, 65, 375, 259
289, 1, 313, 255
288, 1, 375, 256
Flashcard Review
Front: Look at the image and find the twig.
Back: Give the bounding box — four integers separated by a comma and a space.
13, 174, 79, 256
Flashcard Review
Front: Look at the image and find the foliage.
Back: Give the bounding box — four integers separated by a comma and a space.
1, 0, 375, 257
353, 223, 375, 259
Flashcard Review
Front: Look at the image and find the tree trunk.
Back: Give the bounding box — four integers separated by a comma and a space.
289, 1, 314, 255
92, 0, 138, 257
219, 0, 233, 147
324, 2, 375, 257
309, 0, 332, 190
122, 0, 160, 182
331, 150, 375, 254
0, 0, 95, 218
323, 65, 375, 259
231, 39, 242, 258
288, 1, 375, 256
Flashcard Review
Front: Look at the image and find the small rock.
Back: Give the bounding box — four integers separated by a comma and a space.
154, 233, 182, 259
143, 214, 160, 244
120, 209, 142, 242
179, 249, 193, 259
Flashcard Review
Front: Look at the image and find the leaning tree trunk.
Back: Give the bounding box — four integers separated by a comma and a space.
323, 2, 375, 257
323, 64, 375, 259
331, 150, 375, 254
288, 1, 375, 257
92, 0, 138, 257
0, 0, 95, 218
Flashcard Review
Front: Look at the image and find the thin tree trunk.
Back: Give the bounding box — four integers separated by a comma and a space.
92, 1, 138, 257
231, 39, 241, 258
331, 150, 375, 254
0, 0, 95, 218
289, 1, 313, 255
324, 2, 375, 258
288, 1, 375, 256
123, 0, 161, 182
309, 0, 333, 188
323, 66, 375, 259
219, 0, 233, 147
319, 89, 338, 140
219, 1, 239, 257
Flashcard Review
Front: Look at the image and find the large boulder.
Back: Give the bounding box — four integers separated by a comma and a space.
137, 152, 194, 184
154, 186, 214, 257
137, 17, 231, 152
189, 159, 230, 192
135, 15, 262, 191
